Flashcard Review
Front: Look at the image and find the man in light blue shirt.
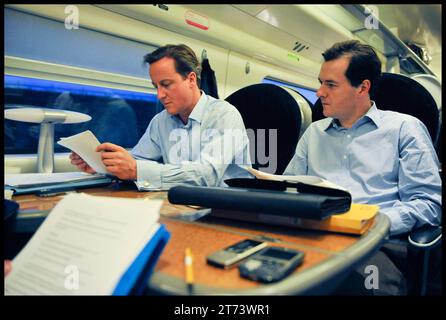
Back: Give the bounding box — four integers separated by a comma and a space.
285, 40, 441, 295
284, 41, 441, 237
131, 90, 250, 190
71, 44, 250, 190
285, 101, 442, 236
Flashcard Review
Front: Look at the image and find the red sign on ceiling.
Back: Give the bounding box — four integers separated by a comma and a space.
185, 10, 210, 31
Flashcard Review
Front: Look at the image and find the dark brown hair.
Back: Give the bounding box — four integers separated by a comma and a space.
322, 40, 381, 96
143, 44, 201, 79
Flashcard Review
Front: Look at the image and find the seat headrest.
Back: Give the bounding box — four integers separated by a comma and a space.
279, 87, 314, 139
225, 83, 302, 174
373, 73, 439, 144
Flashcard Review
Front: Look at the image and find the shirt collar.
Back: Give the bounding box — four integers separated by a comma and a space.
363, 101, 381, 127
187, 91, 207, 124
323, 101, 381, 131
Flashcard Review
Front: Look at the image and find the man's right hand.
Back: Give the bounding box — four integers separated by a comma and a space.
69, 152, 97, 174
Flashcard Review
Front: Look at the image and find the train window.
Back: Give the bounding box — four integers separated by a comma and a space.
4, 75, 163, 155
5, 8, 156, 79
262, 77, 318, 105
4, 8, 165, 155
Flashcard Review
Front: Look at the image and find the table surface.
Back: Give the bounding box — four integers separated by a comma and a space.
12, 184, 390, 295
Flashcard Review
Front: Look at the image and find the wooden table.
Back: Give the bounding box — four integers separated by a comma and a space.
10, 183, 390, 295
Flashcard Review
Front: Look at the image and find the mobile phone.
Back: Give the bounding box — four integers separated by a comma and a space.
206, 239, 267, 269
238, 246, 305, 283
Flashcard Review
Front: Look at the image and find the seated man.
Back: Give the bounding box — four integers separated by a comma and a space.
284, 40, 441, 294
285, 40, 441, 236
71, 44, 250, 190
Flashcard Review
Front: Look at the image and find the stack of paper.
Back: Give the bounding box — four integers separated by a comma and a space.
4, 193, 169, 295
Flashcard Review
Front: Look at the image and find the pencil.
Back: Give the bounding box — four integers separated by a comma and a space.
185, 247, 194, 294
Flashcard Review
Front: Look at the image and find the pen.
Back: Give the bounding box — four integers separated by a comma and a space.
184, 247, 194, 294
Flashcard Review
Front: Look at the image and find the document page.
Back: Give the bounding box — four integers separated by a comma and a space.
5, 172, 107, 187
57, 130, 107, 174
243, 166, 348, 191
4, 193, 163, 295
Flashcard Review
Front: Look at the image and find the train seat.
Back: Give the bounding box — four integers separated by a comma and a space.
226, 83, 307, 175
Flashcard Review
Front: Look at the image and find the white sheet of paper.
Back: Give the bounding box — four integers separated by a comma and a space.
57, 130, 107, 174
4, 193, 163, 295
243, 166, 348, 191
5, 172, 106, 187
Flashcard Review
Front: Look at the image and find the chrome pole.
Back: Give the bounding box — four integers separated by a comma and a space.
37, 122, 55, 173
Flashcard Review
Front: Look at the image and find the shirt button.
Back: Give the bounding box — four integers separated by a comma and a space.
343, 155, 347, 159
347, 135, 351, 138
143, 181, 150, 187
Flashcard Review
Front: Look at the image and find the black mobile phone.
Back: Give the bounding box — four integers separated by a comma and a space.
206, 239, 267, 269
238, 246, 305, 283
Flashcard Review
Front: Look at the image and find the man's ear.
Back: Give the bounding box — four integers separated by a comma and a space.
358, 79, 371, 95
188, 72, 197, 87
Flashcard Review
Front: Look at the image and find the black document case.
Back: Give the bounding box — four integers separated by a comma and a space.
168, 179, 352, 220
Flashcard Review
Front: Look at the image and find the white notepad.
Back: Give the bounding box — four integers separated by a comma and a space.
4, 193, 163, 295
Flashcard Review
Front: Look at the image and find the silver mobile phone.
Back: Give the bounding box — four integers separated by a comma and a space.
206, 239, 267, 269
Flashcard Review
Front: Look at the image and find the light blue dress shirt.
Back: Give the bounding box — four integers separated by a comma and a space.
284, 103, 441, 235
131, 92, 251, 190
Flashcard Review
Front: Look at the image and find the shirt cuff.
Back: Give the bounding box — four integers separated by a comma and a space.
383, 207, 415, 236
134, 159, 163, 190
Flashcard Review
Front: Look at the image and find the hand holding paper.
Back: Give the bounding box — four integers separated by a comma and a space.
58, 130, 107, 174
70, 152, 97, 174
97, 143, 137, 180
